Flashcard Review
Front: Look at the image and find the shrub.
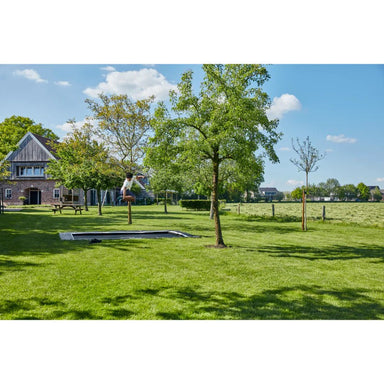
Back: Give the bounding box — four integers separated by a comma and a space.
179, 199, 211, 211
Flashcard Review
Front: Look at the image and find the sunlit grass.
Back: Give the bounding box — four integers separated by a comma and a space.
1, 204, 384, 319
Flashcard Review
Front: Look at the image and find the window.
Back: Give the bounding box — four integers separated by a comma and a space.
17, 166, 45, 177
5, 189, 12, 199
53, 189, 60, 199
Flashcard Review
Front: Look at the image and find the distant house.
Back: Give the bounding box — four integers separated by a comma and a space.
368, 185, 383, 201
0, 132, 71, 205
259, 187, 280, 201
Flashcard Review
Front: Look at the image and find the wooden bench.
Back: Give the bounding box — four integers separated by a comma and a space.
74, 206, 83, 215
51, 204, 83, 214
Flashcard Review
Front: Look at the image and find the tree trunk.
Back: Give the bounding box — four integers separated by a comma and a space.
83, 188, 89, 211
210, 191, 214, 220
164, 191, 168, 214
97, 188, 102, 216
212, 158, 225, 247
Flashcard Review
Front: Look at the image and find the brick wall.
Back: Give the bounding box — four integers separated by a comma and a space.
0, 179, 61, 205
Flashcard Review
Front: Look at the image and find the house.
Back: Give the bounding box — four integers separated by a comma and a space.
0, 131, 153, 206
368, 185, 383, 201
0, 131, 82, 205
259, 187, 280, 201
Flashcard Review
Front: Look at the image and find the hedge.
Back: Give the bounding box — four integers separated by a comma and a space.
179, 200, 211, 210
179, 199, 226, 211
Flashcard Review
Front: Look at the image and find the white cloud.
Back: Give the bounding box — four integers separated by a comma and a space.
56, 118, 95, 133
83, 68, 177, 100
279, 147, 291, 151
287, 179, 304, 186
14, 69, 47, 83
326, 134, 357, 144
55, 81, 71, 87
377, 177, 384, 182
101, 66, 116, 72
267, 93, 301, 120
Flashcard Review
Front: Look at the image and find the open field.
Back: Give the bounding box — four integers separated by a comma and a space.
1, 204, 383, 319
227, 201, 384, 227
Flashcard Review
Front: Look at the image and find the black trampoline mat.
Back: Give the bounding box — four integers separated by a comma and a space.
59, 230, 199, 241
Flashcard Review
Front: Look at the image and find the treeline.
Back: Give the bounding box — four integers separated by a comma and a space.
289, 178, 382, 202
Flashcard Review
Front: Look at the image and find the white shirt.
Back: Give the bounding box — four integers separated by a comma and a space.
121, 177, 136, 192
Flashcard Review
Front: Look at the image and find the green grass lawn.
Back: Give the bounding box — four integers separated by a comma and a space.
1, 203, 383, 319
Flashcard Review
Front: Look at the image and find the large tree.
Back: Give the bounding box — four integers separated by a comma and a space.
85, 94, 154, 172
290, 136, 325, 230
151, 64, 281, 247
0, 116, 58, 160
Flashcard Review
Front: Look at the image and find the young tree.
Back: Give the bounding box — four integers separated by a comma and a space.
291, 186, 304, 200
47, 120, 122, 214
290, 137, 325, 230
145, 115, 187, 214
0, 116, 59, 160
357, 182, 370, 201
151, 64, 281, 247
85, 94, 154, 172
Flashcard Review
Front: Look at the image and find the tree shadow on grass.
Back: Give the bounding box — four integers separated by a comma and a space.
257, 244, 384, 263
99, 284, 384, 320
0, 257, 41, 276
0, 297, 110, 320
3, 284, 383, 320
154, 286, 384, 320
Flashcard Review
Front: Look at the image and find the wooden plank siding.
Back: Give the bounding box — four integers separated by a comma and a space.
7, 135, 53, 162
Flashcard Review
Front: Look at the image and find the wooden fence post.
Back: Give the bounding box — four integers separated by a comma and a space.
322, 205, 326, 221
237, 203, 240, 215
272, 203, 275, 217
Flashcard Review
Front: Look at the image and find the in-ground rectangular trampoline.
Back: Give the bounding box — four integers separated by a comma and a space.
59, 230, 199, 241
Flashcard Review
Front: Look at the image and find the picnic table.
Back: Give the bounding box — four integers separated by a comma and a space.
51, 203, 84, 215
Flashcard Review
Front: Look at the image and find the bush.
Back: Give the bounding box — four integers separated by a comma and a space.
179, 199, 211, 211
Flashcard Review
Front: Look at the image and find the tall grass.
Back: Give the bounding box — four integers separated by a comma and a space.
227, 202, 384, 227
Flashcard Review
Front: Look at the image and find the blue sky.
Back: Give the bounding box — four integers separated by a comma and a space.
0, 64, 383, 191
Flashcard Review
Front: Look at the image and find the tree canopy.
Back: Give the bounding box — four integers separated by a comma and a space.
357, 182, 370, 201
85, 94, 154, 172
0, 115, 59, 160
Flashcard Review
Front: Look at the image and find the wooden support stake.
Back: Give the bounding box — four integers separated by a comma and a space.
272, 204, 275, 217
302, 189, 305, 231
237, 203, 240, 215
128, 201, 132, 224
322, 205, 326, 221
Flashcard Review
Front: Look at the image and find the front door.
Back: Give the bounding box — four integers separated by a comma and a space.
29, 190, 41, 205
